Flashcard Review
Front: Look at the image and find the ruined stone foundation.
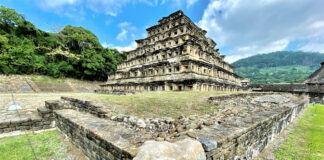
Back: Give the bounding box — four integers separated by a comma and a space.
28, 93, 307, 160
100, 10, 241, 93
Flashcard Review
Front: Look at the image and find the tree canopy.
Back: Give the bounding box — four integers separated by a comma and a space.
0, 6, 126, 81
232, 51, 324, 84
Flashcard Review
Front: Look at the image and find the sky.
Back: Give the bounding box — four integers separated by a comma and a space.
1, 0, 324, 63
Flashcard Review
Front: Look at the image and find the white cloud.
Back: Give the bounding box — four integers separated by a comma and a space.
101, 42, 109, 48
118, 22, 132, 28
186, 0, 198, 8
39, 0, 132, 16
41, 0, 77, 8
225, 54, 251, 64
161, 0, 198, 8
300, 36, 324, 53
198, 0, 324, 62
116, 29, 128, 41
104, 41, 137, 52
139, 0, 159, 6
116, 21, 137, 41
39, 0, 198, 17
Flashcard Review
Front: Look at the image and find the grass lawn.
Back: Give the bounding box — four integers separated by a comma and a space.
80, 91, 247, 118
275, 104, 324, 160
0, 130, 67, 160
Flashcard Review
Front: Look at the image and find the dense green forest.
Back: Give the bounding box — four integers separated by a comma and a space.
232, 51, 324, 84
0, 6, 126, 81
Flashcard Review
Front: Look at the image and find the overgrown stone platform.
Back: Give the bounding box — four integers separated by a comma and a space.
0, 92, 309, 159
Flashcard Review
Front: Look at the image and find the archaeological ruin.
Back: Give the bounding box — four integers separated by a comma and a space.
100, 10, 242, 93
1, 9, 321, 160
0, 93, 309, 159
249, 61, 324, 104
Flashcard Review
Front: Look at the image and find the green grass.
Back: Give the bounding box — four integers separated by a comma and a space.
30, 76, 65, 83
79, 91, 248, 118
0, 130, 67, 160
0, 79, 2, 83
275, 104, 324, 160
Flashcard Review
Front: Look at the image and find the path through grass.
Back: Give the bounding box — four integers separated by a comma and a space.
275, 104, 324, 160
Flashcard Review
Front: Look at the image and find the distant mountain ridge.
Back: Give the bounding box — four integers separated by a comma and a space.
232, 51, 324, 84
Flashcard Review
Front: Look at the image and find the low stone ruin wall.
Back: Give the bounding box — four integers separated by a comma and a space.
0, 75, 34, 93
48, 93, 308, 159
207, 92, 272, 102
0, 74, 102, 93
0, 93, 309, 160
55, 110, 136, 160
309, 93, 324, 104
249, 83, 308, 93
249, 83, 324, 104
200, 95, 308, 159
0, 109, 54, 134
60, 97, 108, 118
42, 99, 143, 159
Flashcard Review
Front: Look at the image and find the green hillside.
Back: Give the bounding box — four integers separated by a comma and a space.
0, 6, 126, 81
232, 51, 324, 84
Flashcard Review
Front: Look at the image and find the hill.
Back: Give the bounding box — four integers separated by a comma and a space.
0, 6, 126, 81
232, 51, 324, 84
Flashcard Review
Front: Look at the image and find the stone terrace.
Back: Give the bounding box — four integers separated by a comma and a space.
50, 93, 309, 159
0, 92, 309, 159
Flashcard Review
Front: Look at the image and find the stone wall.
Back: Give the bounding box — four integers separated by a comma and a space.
249, 83, 308, 93
249, 83, 324, 104
0, 75, 102, 93
199, 94, 309, 159
0, 93, 309, 160
43, 99, 142, 160
309, 93, 324, 104
55, 110, 136, 160
0, 109, 54, 134
51, 93, 308, 160
0, 75, 34, 93
60, 96, 109, 118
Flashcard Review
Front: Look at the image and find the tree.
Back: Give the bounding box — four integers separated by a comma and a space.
0, 6, 126, 81
0, 6, 24, 32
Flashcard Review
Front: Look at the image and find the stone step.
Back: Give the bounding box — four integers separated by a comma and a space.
54, 109, 146, 160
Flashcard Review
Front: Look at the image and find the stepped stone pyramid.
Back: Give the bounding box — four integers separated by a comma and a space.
101, 10, 242, 93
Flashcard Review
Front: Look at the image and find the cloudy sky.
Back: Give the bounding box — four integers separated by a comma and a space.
1, 0, 324, 63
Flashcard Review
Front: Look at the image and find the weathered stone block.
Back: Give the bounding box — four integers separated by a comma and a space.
198, 138, 218, 152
